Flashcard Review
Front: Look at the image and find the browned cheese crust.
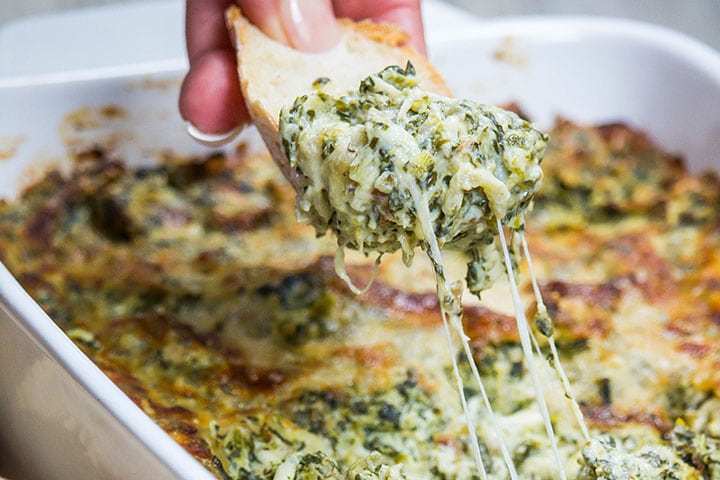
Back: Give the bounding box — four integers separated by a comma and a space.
1, 114, 719, 478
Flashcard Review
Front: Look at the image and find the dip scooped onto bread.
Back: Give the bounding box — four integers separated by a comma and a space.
226, 7, 546, 295
278, 63, 547, 294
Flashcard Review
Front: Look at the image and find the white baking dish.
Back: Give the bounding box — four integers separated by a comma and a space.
1, 1, 719, 479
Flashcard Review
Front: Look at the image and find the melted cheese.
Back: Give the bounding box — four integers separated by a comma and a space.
497, 220, 567, 479
2, 113, 718, 478
521, 232, 591, 442
279, 64, 556, 478
279, 63, 547, 285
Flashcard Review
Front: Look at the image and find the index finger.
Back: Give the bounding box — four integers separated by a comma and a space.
186, 0, 234, 64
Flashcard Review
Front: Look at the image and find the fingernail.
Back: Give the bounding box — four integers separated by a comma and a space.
279, 0, 340, 52
185, 122, 243, 147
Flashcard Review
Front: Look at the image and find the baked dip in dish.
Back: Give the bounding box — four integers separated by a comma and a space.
1, 2, 720, 479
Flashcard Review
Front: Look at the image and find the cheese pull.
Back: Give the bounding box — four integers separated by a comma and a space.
279, 64, 547, 283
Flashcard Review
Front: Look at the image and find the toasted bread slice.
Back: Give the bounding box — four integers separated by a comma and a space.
226, 6, 451, 189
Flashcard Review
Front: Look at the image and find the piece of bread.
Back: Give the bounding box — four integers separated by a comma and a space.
225, 6, 451, 189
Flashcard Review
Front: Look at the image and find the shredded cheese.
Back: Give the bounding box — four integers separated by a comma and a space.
497, 219, 567, 479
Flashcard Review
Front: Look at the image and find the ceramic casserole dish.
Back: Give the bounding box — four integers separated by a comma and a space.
1, 1, 719, 478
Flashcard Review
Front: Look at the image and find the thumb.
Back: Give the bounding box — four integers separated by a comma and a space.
239, 0, 340, 52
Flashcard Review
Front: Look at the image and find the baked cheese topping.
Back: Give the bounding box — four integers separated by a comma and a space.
279, 64, 547, 294
2, 112, 720, 479
578, 436, 697, 479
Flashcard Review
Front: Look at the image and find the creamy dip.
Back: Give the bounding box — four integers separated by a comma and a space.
279, 63, 547, 294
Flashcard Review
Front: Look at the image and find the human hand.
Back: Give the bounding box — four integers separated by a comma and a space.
179, 0, 426, 145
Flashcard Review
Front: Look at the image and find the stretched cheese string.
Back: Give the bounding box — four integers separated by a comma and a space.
396, 152, 547, 478
438, 292, 489, 480
402, 174, 489, 479
334, 247, 383, 295
449, 294, 520, 480
444, 282, 518, 480
333, 178, 572, 478
520, 232, 591, 441
497, 218, 568, 480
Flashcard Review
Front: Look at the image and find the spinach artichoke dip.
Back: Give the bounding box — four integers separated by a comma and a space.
279, 64, 547, 296
2, 105, 720, 479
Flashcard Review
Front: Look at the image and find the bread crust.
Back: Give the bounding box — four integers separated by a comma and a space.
225, 6, 451, 189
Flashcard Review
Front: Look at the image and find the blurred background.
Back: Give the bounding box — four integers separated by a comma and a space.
449, 0, 720, 51
1, 0, 719, 52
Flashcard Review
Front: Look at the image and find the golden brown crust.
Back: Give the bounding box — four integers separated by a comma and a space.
3, 111, 720, 477
339, 18, 410, 47
340, 18, 451, 97
581, 404, 671, 436
538, 280, 621, 341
